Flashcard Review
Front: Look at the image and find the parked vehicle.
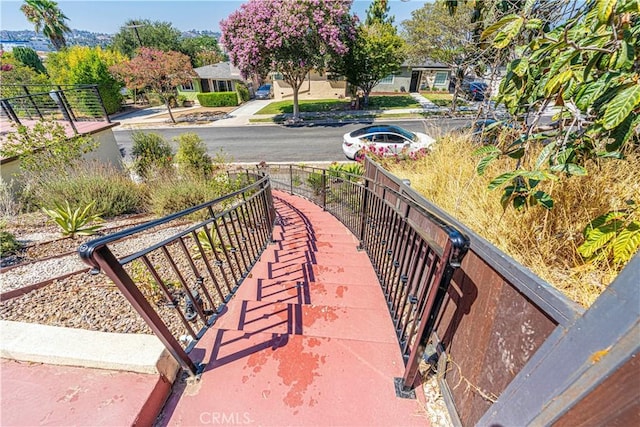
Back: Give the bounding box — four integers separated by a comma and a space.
342, 125, 435, 160
254, 84, 272, 100
462, 81, 489, 101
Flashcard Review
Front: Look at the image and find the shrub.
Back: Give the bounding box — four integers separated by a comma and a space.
174, 133, 213, 178
131, 132, 174, 179
148, 174, 234, 217
236, 83, 250, 103
42, 200, 103, 237
197, 92, 238, 107
24, 161, 145, 218
0, 181, 22, 218
0, 222, 21, 256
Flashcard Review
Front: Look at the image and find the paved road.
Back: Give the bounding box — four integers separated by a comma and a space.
113, 118, 470, 163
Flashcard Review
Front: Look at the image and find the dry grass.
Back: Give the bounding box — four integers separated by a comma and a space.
383, 131, 640, 307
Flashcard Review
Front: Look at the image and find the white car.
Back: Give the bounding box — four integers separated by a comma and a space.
342, 125, 435, 160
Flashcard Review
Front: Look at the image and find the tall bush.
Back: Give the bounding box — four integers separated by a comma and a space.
197, 92, 238, 107
47, 46, 126, 114
174, 133, 213, 178
130, 131, 174, 179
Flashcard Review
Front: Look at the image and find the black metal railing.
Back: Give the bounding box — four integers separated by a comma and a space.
1, 84, 110, 134
78, 174, 274, 376
264, 163, 469, 392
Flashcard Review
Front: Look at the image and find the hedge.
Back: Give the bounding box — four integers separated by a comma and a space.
197, 92, 238, 107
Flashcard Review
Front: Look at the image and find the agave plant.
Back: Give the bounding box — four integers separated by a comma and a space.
42, 200, 103, 237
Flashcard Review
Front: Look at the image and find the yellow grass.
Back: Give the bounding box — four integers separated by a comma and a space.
383, 130, 640, 307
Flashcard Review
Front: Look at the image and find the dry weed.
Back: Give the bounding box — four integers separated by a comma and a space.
384, 133, 639, 307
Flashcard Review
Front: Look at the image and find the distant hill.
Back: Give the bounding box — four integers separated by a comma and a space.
0, 29, 221, 50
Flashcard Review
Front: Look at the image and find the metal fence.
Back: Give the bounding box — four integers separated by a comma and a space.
78, 174, 274, 375
1, 84, 110, 134
265, 163, 471, 394
265, 159, 639, 426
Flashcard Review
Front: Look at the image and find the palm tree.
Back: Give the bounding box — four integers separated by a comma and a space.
20, 0, 71, 51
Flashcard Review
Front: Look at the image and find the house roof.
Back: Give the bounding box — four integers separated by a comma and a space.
193, 62, 244, 80
403, 60, 450, 70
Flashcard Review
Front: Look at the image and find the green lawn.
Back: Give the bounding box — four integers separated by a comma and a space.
255, 95, 420, 115
420, 92, 468, 107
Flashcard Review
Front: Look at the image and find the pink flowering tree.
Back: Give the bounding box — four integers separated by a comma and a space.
221, 0, 356, 120
110, 47, 195, 123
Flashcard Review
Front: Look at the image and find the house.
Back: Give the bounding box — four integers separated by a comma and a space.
371, 61, 451, 93
270, 60, 451, 100
178, 61, 253, 101
270, 70, 348, 101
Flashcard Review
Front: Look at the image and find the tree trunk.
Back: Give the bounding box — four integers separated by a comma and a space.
165, 98, 176, 123
363, 91, 370, 108
292, 86, 300, 119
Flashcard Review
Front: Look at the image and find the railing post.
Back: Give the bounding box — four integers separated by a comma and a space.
289, 164, 293, 195
56, 85, 78, 122
22, 85, 43, 119
321, 169, 327, 210
358, 179, 370, 250
88, 245, 200, 376
92, 85, 111, 123
49, 89, 78, 134
1, 100, 21, 125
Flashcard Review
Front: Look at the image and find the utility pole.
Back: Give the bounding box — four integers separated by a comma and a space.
126, 21, 144, 47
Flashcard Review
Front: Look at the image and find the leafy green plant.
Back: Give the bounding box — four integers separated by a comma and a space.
174, 133, 213, 178
578, 201, 640, 267
477, 1, 639, 212
148, 174, 233, 217
41, 200, 103, 237
307, 172, 325, 196
0, 221, 21, 256
131, 132, 174, 179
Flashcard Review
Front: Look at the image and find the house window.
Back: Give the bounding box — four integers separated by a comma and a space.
181, 81, 194, 91
217, 80, 230, 92
379, 75, 394, 84
433, 71, 448, 87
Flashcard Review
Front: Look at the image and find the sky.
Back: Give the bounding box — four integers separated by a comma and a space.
0, 0, 431, 34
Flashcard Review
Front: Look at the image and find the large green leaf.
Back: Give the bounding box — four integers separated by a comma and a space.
535, 141, 557, 169
544, 69, 573, 97
596, 0, 617, 23
613, 222, 640, 264
488, 170, 524, 190
512, 57, 529, 77
476, 154, 499, 176
550, 163, 588, 176
493, 16, 524, 49
602, 84, 640, 130
578, 220, 623, 258
481, 14, 520, 41
575, 79, 607, 111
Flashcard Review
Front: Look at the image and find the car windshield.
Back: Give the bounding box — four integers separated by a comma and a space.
351, 125, 417, 142
258, 85, 271, 91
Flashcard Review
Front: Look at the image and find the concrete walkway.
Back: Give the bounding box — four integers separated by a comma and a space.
157, 191, 428, 426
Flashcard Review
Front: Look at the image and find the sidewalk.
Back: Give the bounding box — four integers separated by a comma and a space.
112, 93, 474, 130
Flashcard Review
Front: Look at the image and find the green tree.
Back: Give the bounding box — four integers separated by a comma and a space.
110, 47, 195, 123
221, 0, 357, 120
47, 46, 126, 114
402, 1, 478, 111
20, 0, 71, 51
365, 0, 393, 25
179, 35, 226, 67
111, 19, 182, 58
475, 0, 639, 265
330, 22, 405, 106
12, 46, 46, 74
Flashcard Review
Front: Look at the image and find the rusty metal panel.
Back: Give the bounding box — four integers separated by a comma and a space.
435, 250, 558, 426
553, 353, 640, 427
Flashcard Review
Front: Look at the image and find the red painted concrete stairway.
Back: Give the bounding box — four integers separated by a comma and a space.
157, 191, 428, 426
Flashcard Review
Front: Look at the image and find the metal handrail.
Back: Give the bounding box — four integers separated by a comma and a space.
78, 173, 274, 376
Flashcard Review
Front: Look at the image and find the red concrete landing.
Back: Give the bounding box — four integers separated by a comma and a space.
0, 358, 167, 426
158, 191, 428, 426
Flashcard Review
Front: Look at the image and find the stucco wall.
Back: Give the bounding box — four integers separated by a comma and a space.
272, 71, 347, 101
